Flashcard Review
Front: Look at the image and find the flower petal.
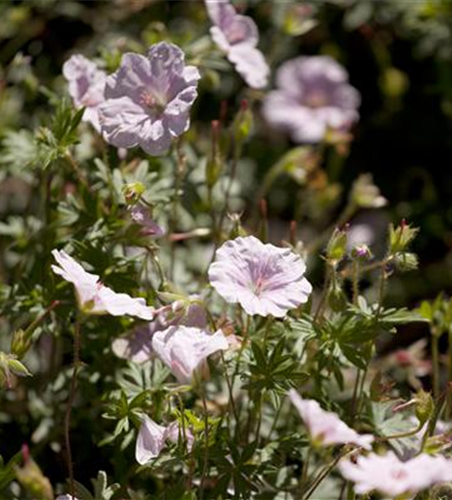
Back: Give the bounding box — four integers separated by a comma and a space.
135, 416, 167, 464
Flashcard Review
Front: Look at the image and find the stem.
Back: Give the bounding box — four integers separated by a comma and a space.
199, 390, 210, 500
170, 140, 186, 279
352, 261, 359, 305
145, 245, 166, 289
432, 331, 440, 400
302, 448, 354, 500
217, 152, 239, 246
313, 265, 332, 323
220, 351, 239, 426
301, 446, 312, 487
448, 330, 452, 419
377, 423, 423, 441
267, 401, 284, 441
376, 263, 386, 319
64, 319, 81, 500
65, 152, 91, 192
349, 369, 361, 424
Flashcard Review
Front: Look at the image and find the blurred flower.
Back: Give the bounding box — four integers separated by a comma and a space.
262, 56, 360, 143
99, 42, 200, 156
51, 249, 154, 319
350, 174, 387, 209
129, 204, 165, 238
289, 390, 374, 449
338, 451, 452, 497
112, 302, 207, 363
208, 236, 312, 317
63, 54, 106, 132
136, 415, 194, 464
56, 496, 79, 500
205, 0, 269, 89
152, 325, 229, 384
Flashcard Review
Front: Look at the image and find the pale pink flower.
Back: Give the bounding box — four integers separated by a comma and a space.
99, 42, 200, 156
263, 56, 360, 143
208, 236, 312, 318
51, 249, 154, 320
338, 451, 452, 497
152, 325, 229, 384
135, 415, 194, 465
289, 390, 374, 449
56, 496, 79, 500
112, 302, 207, 363
129, 204, 165, 238
63, 54, 106, 132
205, 0, 269, 89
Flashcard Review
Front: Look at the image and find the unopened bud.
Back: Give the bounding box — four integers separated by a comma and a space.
11, 329, 31, 359
123, 182, 145, 204
389, 221, 419, 254
15, 454, 53, 500
326, 226, 348, 265
350, 244, 372, 261
415, 390, 434, 427
232, 99, 253, 150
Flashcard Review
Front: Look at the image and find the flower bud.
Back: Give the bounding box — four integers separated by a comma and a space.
123, 182, 145, 204
228, 213, 247, 239
415, 390, 434, 427
350, 244, 372, 262
393, 252, 419, 272
326, 226, 348, 265
15, 451, 53, 500
232, 99, 253, 151
11, 329, 31, 359
389, 220, 419, 254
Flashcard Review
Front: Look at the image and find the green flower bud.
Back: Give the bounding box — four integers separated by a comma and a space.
389, 220, 419, 254
326, 226, 348, 265
415, 390, 433, 427
11, 329, 31, 359
123, 182, 145, 204
232, 99, 253, 151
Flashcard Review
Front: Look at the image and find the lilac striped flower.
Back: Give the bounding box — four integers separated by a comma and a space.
63, 54, 106, 132
289, 390, 374, 449
205, 0, 269, 89
339, 452, 452, 497
112, 302, 207, 363
208, 236, 312, 318
263, 56, 360, 143
152, 326, 229, 384
135, 415, 194, 465
99, 42, 200, 156
51, 249, 154, 320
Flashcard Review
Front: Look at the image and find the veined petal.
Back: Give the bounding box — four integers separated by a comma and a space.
135, 416, 167, 465
99, 96, 148, 149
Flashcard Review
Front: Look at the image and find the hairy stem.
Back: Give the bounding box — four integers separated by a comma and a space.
199, 389, 210, 500
64, 318, 81, 500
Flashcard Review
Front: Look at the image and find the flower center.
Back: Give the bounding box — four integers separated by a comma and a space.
140, 90, 166, 114
391, 468, 408, 480
305, 90, 329, 109
251, 277, 266, 296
